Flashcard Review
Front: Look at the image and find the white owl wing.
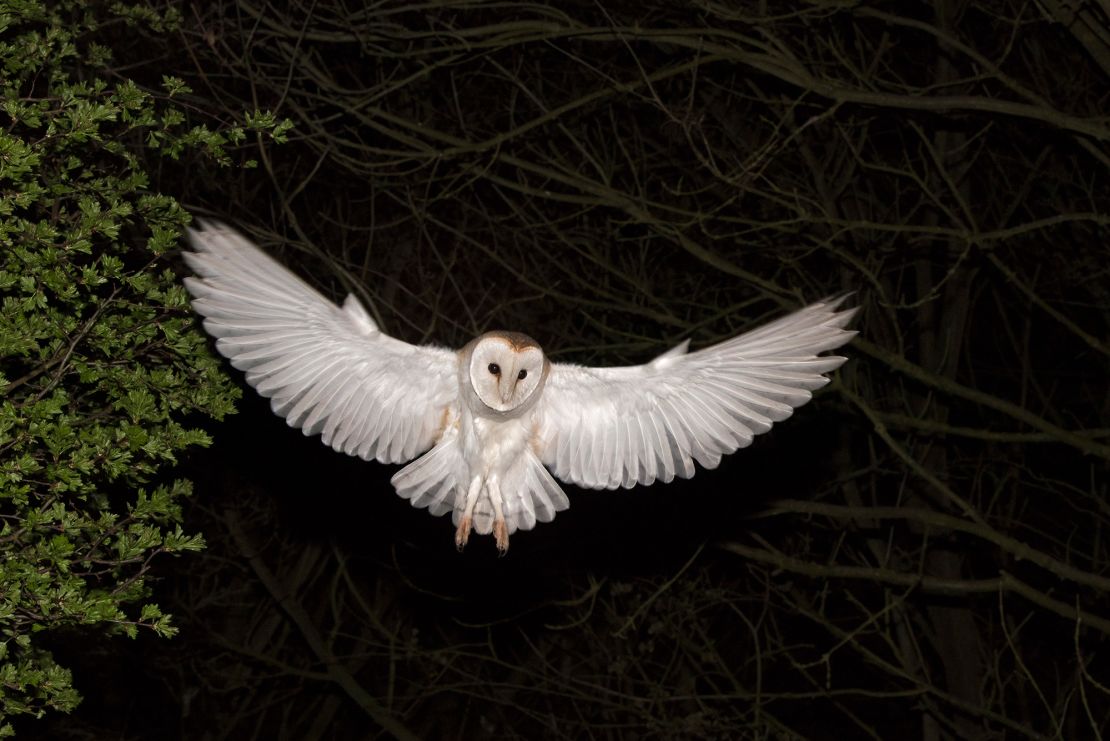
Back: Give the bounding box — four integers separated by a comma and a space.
535, 298, 857, 489
183, 221, 458, 464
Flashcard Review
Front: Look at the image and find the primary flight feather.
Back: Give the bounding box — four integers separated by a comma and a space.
183, 221, 858, 552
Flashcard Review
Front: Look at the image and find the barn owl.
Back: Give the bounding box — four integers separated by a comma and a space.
183, 221, 857, 553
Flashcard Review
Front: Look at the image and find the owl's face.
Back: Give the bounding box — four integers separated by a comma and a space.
467, 332, 547, 414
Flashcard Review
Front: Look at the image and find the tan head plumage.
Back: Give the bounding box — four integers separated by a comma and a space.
464, 331, 548, 415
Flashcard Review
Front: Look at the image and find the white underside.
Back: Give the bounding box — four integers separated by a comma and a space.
390, 407, 569, 534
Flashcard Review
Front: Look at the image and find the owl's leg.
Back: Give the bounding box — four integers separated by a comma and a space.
455, 475, 483, 551
486, 477, 509, 554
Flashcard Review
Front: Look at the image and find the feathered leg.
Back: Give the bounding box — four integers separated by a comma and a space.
455, 475, 483, 551
487, 477, 509, 554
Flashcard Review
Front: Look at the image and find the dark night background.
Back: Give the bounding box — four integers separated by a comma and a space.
18, 1, 1110, 738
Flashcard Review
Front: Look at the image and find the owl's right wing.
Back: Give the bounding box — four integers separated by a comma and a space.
535, 298, 857, 489
183, 220, 458, 464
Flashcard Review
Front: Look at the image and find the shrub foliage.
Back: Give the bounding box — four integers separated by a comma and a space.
0, 1, 287, 732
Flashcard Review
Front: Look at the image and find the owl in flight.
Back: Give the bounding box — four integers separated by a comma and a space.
184, 222, 857, 553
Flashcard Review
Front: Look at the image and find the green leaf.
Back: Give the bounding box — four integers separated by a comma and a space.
0, 0, 275, 725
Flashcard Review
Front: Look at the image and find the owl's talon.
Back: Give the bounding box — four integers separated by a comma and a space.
455, 516, 472, 551
493, 519, 509, 554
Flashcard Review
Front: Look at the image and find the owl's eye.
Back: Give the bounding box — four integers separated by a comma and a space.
488, 363, 501, 375
517, 369, 528, 380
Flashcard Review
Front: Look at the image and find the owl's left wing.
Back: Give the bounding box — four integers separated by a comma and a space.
535, 298, 857, 489
183, 220, 458, 464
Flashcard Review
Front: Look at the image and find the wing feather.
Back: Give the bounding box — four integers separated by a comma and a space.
184, 221, 457, 465
645, 409, 673, 483
635, 411, 655, 484
615, 413, 631, 488
536, 297, 857, 489
656, 396, 696, 478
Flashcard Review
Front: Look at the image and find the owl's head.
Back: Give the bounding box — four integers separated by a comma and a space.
466, 332, 547, 414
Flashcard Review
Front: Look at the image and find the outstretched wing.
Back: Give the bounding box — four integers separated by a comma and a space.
535, 298, 857, 489
184, 220, 458, 464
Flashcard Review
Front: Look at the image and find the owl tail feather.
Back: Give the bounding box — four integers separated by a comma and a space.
391, 441, 570, 537
391, 437, 464, 518
467, 451, 570, 535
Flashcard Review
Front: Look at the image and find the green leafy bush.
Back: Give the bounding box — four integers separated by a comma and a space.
0, 1, 288, 732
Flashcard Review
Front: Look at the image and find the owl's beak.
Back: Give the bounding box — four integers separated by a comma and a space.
500, 381, 514, 405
